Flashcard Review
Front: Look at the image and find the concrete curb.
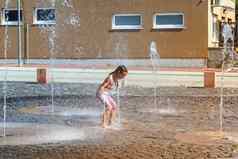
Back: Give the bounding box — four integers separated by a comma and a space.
0, 66, 237, 88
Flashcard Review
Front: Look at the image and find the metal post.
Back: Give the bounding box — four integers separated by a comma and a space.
17, 0, 23, 66
24, 23, 29, 64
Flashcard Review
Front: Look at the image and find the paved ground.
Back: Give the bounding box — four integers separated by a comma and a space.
0, 65, 238, 158
1, 85, 238, 158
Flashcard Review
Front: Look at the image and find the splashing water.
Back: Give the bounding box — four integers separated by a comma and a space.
37, 0, 81, 113
49, 27, 57, 113
149, 41, 160, 109
110, 33, 129, 128
61, 0, 73, 8
149, 41, 160, 68
37, 0, 57, 113
2, 0, 10, 137
158, 98, 177, 115
66, 13, 80, 26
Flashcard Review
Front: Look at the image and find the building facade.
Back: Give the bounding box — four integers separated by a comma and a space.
0, 0, 235, 67
208, 0, 236, 67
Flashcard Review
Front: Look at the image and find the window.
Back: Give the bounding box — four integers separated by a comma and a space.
211, 0, 220, 5
33, 8, 56, 25
112, 14, 143, 30
153, 13, 184, 29
1, 9, 23, 25
212, 15, 219, 42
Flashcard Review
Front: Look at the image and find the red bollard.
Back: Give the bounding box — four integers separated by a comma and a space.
204, 71, 215, 88
37, 68, 47, 84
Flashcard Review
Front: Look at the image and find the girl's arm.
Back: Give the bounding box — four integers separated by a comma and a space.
98, 77, 110, 93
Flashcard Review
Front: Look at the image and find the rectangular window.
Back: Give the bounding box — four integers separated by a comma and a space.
153, 13, 184, 29
33, 8, 56, 25
212, 15, 219, 42
1, 9, 23, 25
211, 0, 220, 5
112, 14, 143, 30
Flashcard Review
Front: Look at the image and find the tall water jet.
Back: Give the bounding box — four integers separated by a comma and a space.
0, 0, 106, 145
38, 0, 57, 113
62, 0, 73, 8
17, 0, 23, 66
149, 41, 160, 109
36, 0, 81, 114
111, 33, 128, 127
36, 1, 58, 113
49, 26, 56, 113
2, 0, 10, 137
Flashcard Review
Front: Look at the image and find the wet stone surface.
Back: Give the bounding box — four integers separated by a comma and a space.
0, 82, 238, 158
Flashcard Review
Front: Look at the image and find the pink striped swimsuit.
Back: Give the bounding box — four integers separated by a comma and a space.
96, 75, 117, 111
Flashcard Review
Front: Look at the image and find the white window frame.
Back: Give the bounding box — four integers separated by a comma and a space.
212, 15, 219, 42
153, 12, 185, 29
33, 8, 56, 25
1, 8, 23, 26
112, 14, 143, 30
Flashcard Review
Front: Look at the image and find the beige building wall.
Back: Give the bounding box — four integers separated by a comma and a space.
208, 0, 235, 48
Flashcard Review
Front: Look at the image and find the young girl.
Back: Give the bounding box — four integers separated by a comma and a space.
96, 65, 128, 128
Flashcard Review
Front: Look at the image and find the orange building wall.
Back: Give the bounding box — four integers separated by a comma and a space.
0, 0, 208, 59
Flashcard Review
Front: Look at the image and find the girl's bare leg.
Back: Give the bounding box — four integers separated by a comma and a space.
101, 112, 105, 128
102, 109, 112, 128
107, 110, 111, 126
108, 110, 117, 125
101, 110, 108, 128
111, 110, 117, 124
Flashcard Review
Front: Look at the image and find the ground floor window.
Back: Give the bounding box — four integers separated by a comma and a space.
211, 0, 220, 5
153, 13, 184, 29
1, 8, 23, 25
112, 14, 143, 30
212, 15, 219, 42
33, 8, 56, 25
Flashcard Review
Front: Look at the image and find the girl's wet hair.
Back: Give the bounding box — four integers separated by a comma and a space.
110, 65, 128, 88
114, 65, 128, 74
